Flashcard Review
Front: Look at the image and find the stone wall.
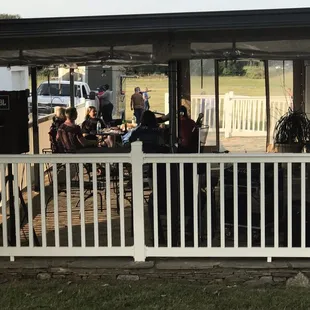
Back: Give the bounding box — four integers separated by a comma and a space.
0, 258, 309, 287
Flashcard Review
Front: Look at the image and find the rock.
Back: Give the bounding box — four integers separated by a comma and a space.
37, 273, 51, 280
117, 274, 139, 281
225, 275, 248, 283
50, 268, 72, 275
0, 278, 8, 284
52, 274, 66, 279
156, 259, 220, 270
259, 276, 274, 284
286, 272, 309, 288
244, 276, 273, 287
273, 277, 287, 283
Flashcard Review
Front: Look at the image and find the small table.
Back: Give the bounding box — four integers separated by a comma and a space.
97, 129, 125, 136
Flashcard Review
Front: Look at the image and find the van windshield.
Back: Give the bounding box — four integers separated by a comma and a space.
37, 83, 78, 96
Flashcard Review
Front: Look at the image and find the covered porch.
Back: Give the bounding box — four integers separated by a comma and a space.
1, 8, 310, 261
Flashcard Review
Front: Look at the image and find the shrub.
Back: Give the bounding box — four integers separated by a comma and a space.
244, 65, 265, 79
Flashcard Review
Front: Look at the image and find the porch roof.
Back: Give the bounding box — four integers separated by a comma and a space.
1, 8, 310, 65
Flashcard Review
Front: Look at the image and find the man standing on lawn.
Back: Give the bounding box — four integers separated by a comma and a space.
143, 87, 151, 111
130, 87, 144, 124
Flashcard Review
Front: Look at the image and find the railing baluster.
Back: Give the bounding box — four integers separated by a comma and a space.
92, 163, 99, 248
39, 163, 47, 248
257, 100, 261, 131
66, 163, 72, 248
301, 162, 306, 248
274, 163, 279, 248
52, 164, 59, 247
166, 163, 172, 248
220, 163, 225, 248
13, 163, 20, 247
247, 163, 252, 248
208, 104, 212, 128
1, 164, 8, 247
233, 162, 238, 248
262, 102, 266, 131
79, 163, 86, 247
287, 162, 292, 248
118, 163, 125, 248
206, 163, 212, 248
152, 163, 159, 248
106, 163, 112, 247
260, 163, 265, 248
193, 163, 198, 248
180, 163, 185, 248
26, 163, 34, 247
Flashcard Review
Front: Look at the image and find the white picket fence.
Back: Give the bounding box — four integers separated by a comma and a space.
165, 92, 290, 137
1, 141, 310, 262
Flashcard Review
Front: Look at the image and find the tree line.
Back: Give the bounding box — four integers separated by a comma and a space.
0, 14, 20, 19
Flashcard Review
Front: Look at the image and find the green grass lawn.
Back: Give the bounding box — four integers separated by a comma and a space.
1, 279, 310, 310
125, 74, 292, 118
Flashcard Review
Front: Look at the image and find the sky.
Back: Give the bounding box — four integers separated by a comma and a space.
1, 0, 310, 18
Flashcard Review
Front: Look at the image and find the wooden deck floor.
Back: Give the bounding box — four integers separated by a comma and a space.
0, 181, 146, 248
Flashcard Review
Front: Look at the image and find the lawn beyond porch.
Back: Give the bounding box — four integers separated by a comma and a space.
1, 279, 309, 310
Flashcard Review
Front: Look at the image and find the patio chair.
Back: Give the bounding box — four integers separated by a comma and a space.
223, 163, 285, 244
198, 125, 210, 153
45, 163, 104, 212
147, 162, 218, 246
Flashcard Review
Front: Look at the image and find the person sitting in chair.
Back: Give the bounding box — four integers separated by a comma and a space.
178, 105, 199, 153
81, 106, 112, 147
56, 107, 98, 153
129, 110, 165, 151
49, 107, 66, 153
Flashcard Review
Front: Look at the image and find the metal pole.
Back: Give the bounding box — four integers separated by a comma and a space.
31, 67, 40, 191
177, 60, 183, 142
168, 60, 178, 152
70, 68, 75, 108
168, 60, 179, 246
200, 59, 204, 90
264, 60, 271, 149
8, 164, 16, 246
214, 60, 220, 152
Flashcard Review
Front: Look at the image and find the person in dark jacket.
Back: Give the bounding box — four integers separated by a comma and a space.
178, 105, 199, 153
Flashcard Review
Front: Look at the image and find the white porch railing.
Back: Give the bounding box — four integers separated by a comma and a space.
0, 142, 310, 262
165, 93, 290, 137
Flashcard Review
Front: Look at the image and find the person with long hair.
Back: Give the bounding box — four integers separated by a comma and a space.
81, 106, 112, 147
129, 110, 164, 148
49, 107, 66, 153
82, 106, 105, 137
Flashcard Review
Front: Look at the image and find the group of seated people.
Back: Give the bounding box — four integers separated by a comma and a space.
49, 104, 202, 244
124, 105, 199, 153
49, 106, 113, 154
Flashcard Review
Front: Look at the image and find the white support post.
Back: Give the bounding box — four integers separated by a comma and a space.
131, 141, 146, 262
164, 93, 169, 115
224, 91, 233, 138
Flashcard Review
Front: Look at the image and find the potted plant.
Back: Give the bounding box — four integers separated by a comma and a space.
273, 108, 310, 153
